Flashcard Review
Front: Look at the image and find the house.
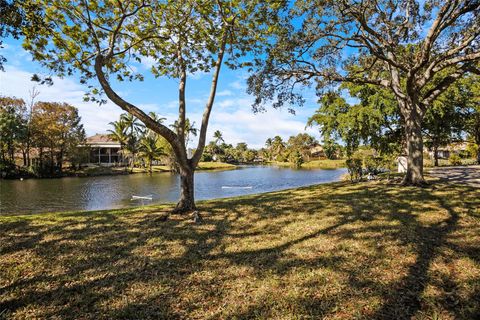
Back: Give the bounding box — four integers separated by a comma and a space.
83, 134, 124, 165
309, 144, 325, 158
428, 141, 468, 159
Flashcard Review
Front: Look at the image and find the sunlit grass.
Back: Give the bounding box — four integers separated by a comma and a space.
131, 161, 237, 174
273, 159, 346, 169
1, 180, 479, 319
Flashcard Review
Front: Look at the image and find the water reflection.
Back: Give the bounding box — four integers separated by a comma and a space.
0, 166, 347, 215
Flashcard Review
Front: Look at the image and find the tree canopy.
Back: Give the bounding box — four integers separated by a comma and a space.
248, 0, 480, 185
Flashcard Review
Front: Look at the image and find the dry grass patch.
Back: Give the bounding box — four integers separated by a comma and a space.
1, 181, 479, 319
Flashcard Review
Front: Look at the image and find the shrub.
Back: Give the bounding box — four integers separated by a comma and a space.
449, 153, 462, 166
363, 155, 383, 175
289, 151, 304, 168
346, 158, 363, 182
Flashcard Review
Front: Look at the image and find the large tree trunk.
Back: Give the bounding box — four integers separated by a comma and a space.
403, 111, 426, 185
433, 145, 439, 167
174, 165, 196, 213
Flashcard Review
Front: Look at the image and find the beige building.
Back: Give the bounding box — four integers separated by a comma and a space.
84, 134, 124, 165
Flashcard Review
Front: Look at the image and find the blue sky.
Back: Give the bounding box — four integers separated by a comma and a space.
0, 37, 321, 149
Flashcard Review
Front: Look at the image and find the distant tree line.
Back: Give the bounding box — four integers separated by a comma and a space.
0, 94, 86, 177
201, 130, 259, 164
259, 133, 340, 168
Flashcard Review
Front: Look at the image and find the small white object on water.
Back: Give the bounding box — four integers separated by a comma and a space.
131, 195, 153, 201
221, 186, 253, 189
20, 178, 24, 181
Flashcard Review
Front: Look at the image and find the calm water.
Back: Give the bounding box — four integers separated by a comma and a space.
0, 166, 347, 215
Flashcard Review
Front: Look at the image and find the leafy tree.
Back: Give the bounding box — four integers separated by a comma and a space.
458, 75, 480, 164
307, 86, 402, 158
322, 138, 340, 160
286, 133, 316, 162
289, 150, 303, 168
20, 0, 279, 211
0, 96, 27, 166
249, 0, 480, 185
0, 0, 43, 70
30, 102, 85, 174
270, 136, 286, 161
423, 96, 463, 166
139, 134, 166, 174
243, 149, 257, 163
235, 142, 248, 152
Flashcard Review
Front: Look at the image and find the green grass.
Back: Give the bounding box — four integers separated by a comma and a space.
273, 159, 346, 169
424, 158, 478, 167
131, 161, 236, 174
195, 161, 237, 170
1, 180, 479, 319
301, 159, 346, 169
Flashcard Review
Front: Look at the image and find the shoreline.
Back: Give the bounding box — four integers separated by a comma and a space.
0, 159, 347, 180
1, 177, 349, 218
0, 161, 238, 180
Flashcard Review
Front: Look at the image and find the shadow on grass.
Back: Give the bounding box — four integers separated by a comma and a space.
0, 181, 479, 319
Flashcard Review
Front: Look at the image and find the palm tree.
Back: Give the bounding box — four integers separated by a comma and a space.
139, 134, 166, 174
271, 136, 285, 161
213, 130, 224, 145
265, 138, 273, 148
107, 119, 129, 165
120, 113, 145, 135
170, 118, 198, 147
148, 111, 166, 125
120, 113, 144, 170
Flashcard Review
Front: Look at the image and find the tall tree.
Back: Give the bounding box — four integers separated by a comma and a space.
139, 134, 166, 174
170, 118, 198, 148
457, 75, 480, 163
423, 97, 463, 166
108, 118, 129, 165
248, 0, 480, 185
307, 86, 403, 158
30, 102, 85, 174
21, 0, 277, 211
0, 96, 27, 165
120, 113, 144, 170
213, 130, 224, 145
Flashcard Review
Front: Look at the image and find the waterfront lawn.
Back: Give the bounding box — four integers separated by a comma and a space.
132, 162, 237, 174
274, 159, 346, 169
0, 181, 479, 319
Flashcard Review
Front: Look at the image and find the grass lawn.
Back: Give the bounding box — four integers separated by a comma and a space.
1, 180, 479, 319
424, 158, 478, 167
273, 159, 346, 169
131, 162, 237, 174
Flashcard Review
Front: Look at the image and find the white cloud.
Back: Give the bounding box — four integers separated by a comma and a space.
0, 66, 123, 135
229, 79, 245, 90
0, 65, 319, 149
217, 89, 232, 97
206, 108, 319, 149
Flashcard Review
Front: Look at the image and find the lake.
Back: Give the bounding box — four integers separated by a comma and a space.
0, 165, 347, 215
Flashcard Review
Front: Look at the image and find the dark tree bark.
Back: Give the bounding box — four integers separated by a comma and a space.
396, 97, 427, 185
433, 145, 439, 167
403, 114, 425, 185
175, 164, 196, 212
